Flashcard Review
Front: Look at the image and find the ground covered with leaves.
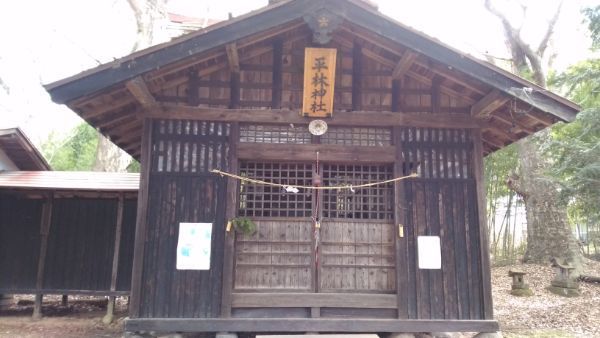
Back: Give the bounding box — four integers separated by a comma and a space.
1, 261, 599, 337
493, 259, 600, 337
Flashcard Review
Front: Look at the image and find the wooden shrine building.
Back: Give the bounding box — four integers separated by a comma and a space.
45, 0, 580, 335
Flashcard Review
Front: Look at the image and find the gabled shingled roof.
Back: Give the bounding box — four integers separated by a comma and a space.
43, 0, 580, 157
0, 128, 51, 171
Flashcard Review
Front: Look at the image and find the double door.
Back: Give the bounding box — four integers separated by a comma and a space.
233, 161, 396, 294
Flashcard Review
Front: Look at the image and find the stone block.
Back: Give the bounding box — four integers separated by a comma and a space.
473, 332, 502, 338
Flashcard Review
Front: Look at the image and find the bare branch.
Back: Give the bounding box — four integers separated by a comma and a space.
537, 0, 564, 57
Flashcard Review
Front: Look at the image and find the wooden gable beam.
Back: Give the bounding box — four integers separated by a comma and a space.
126, 77, 157, 109
392, 50, 418, 80
471, 90, 509, 117
226, 43, 240, 73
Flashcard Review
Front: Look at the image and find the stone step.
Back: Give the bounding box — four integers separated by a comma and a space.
256, 335, 380, 338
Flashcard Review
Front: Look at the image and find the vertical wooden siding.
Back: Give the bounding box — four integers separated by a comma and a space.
0, 195, 42, 290
138, 119, 229, 318
0, 194, 137, 293
399, 128, 483, 320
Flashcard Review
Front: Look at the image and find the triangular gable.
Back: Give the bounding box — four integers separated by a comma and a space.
44, 0, 580, 158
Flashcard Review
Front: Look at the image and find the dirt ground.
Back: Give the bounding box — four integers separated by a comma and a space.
1, 260, 599, 338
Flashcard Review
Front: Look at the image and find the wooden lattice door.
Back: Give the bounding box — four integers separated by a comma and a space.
233, 161, 396, 293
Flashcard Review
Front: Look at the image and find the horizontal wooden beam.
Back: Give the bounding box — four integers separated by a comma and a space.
471, 90, 509, 117
238, 143, 396, 163
232, 293, 396, 309
126, 76, 158, 108
147, 104, 490, 129
392, 50, 418, 79
125, 318, 500, 333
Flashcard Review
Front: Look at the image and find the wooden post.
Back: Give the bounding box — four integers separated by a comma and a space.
352, 42, 362, 111
221, 122, 240, 318
61, 295, 68, 307
472, 129, 493, 319
33, 193, 53, 320
393, 127, 409, 319
129, 119, 153, 318
271, 39, 283, 109
104, 193, 125, 324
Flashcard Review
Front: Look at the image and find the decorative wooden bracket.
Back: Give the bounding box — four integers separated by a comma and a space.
126, 76, 157, 109
471, 89, 509, 117
303, 8, 343, 45
392, 50, 418, 80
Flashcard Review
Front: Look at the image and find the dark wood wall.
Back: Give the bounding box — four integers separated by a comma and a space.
397, 128, 484, 320
134, 120, 229, 318
0, 193, 136, 294
0, 196, 43, 290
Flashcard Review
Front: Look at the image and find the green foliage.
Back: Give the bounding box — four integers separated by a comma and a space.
231, 217, 256, 236
583, 5, 600, 50
485, 144, 518, 200
127, 159, 141, 173
41, 123, 99, 171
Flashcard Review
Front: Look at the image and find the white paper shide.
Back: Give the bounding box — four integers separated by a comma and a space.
176, 222, 212, 270
417, 235, 442, 269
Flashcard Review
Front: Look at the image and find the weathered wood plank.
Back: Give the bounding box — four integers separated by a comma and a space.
470, 90, 509, 117
226, 43, 240, 73
128, 119, 153, 318
352, 42, 362, 111
126, 77, 157, 108
33, 194, 53, 319
237, 143, 395, 163
125, 317, 500, 333
271, 39, 283, 109
472, 129, 493, 319
221, 123, 239, 318
392, 50, 418, 80
148, 104, 490, 129
231, 293, 397, 309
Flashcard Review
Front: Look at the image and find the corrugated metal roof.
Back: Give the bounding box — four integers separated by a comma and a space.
0, 171, 139, 191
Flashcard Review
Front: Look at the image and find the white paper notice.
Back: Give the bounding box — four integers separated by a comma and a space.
417, 236, 442, 269
176, 222, 212, 270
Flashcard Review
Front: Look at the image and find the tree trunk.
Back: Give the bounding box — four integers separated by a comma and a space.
508, 137, 582, 270
92, 135, 131, 172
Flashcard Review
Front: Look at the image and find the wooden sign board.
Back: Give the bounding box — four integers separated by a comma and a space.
302, 47, 337, 117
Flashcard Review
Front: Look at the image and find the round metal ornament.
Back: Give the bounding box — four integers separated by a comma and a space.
308, 119, 328, 136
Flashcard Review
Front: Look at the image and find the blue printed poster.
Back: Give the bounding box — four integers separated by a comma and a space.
176, 222, 212, 270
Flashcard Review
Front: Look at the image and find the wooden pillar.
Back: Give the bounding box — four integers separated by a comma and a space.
129, 119, 153, 318
391, 79, 401, 113
220, 122, 240, 318
472, 129, 493, 319
33, 194, 53, 320
352, 42, 362, 111
393, 127, 409, 319
271, 39, 283, 109
61, 295, 68, 307
188, 72, 200, 106
103, 193, 125, 324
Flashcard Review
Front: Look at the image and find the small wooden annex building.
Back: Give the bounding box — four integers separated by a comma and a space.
0, 171, 139, 319
45, 0, 580, 335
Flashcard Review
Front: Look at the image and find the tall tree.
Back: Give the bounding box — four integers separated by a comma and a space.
484, 0, 582, 268
92, 0, 168, 172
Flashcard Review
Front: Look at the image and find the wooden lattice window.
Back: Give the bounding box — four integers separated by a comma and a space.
153, 120, 229, 174
400, 128, 473, 179
240, 124, 311, 144
321, 127, 392, 147
238, 162, 313, 218
322, 164, 394, 220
